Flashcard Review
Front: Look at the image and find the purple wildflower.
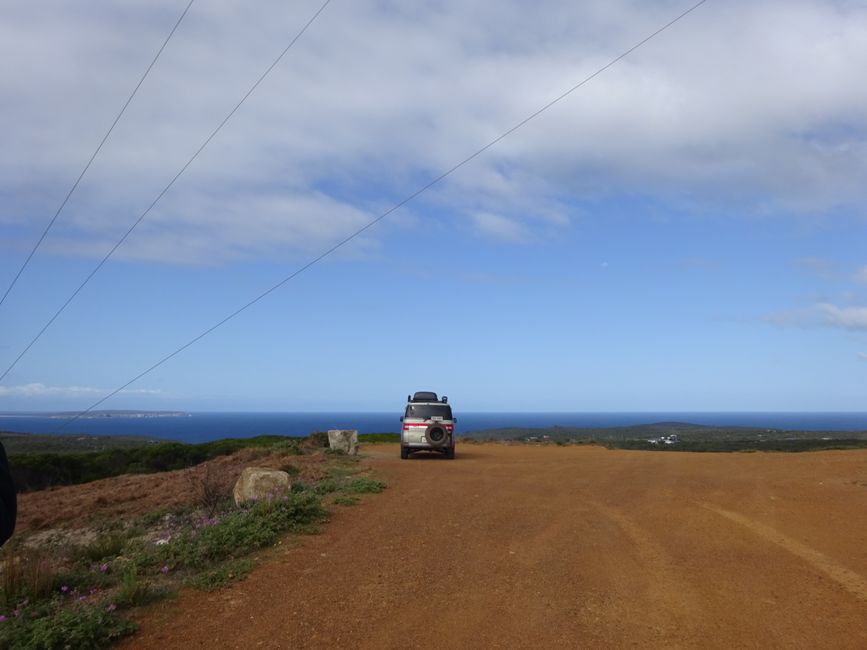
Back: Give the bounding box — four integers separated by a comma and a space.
100, 563, 109, 573
160, 565, 169, 574
106, 603, 117, 612
60, 585, 69, 593
0, 615, 6, 622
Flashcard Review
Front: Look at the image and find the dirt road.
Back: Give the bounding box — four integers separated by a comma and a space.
127, 444, 867, 648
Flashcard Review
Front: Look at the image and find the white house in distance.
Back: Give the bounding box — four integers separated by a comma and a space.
647, 434, 680, 445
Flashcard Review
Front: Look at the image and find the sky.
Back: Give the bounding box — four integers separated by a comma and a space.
1, 0, 866, 412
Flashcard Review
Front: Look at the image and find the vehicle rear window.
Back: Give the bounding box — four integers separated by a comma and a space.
405, 404, 453, 419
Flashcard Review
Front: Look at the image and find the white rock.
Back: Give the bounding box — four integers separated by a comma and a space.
233, 467, 291, 506
327, 429, 358, 455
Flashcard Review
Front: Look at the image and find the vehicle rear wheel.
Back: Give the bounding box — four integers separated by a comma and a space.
400, 446, 409, 459
445, 446, 455, 460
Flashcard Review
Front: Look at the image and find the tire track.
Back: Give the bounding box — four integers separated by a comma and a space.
585, 500, 704, 641
699, 502, 867, 604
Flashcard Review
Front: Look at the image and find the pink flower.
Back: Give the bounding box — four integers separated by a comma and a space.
160, 565, 169, 574
99, 563, 109, 573
106, 603, 117, 612
60, 585, 69, 593
0, 615, 6, 622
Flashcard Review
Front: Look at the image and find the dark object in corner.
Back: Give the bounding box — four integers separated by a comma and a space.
0, 441, 16, 546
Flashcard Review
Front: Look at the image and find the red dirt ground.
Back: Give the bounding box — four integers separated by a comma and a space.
106, 443, 867, 648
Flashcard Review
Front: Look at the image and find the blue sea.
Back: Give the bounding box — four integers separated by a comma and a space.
1, 412, 867, 444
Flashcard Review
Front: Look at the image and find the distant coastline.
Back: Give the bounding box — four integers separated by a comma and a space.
0, 410, 190, 420
1, 412, 867, 444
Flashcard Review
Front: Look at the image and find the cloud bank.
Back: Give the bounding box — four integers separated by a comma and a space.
2, 0, 866, 265
0, 383, 161, 398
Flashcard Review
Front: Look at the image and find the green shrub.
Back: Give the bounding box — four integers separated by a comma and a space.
290, 481, 311, 493
0, 599, 137, 650
186, 558, 254, 591
154, 493, 325, 571
333, 496, 359, 506
343, 478, 386, 494
306, 431, 329, 448
9, 435, 302, 492
358, 433, 400, 443
280, 464, 300, 477
312, 478, 341, 495
75, 533, 128, 563
114, 568, 162, 609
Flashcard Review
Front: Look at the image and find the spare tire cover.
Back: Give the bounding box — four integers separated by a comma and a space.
425, 423, 448, 447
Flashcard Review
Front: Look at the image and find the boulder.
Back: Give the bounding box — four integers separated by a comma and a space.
327, 429, 358, 455
233, 467, 291, 506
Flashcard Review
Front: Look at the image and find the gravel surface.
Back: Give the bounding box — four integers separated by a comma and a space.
124, 443, 867, 649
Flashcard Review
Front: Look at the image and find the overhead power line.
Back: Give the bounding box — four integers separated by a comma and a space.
0, 0, 196, 310
54, 0, 710, 430
0, 0, 333, 385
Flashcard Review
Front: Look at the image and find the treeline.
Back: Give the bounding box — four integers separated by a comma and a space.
8, 432, 402, 492
9, 435, 296, 492
602, 438, 867, 453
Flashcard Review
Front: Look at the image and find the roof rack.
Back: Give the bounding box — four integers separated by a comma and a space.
409, 391, 440, 403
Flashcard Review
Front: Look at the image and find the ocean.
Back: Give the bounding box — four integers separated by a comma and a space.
1, 412, 867, 444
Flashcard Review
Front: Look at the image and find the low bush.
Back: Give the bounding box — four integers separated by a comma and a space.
358, 433, 400, 443
0, 598, 137, 650
186, 558, 254, 591
306, 431, 329, 448
280, 464, 300, 477
113, 568, 168, 609
75, 533, 128, 564
602, 438, 867, 453
342, 477, 386, 494
9, 435, 300, 492
186, 463, 233, 519
152, 493, 326, 571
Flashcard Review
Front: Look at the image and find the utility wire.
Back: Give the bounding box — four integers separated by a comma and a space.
0, 0, 196, 310
0, 0, 333, 385
54, 0, 709, 431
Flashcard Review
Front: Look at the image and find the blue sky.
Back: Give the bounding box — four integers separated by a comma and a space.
1, 0, 866, 412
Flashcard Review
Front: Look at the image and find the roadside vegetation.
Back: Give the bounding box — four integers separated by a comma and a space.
0, 432, 164, 456
8, 435, 300, 492
0, 435, 386, 649
357, 433, 400, 443
462, 423, 867, 453
601, 438, 867, 453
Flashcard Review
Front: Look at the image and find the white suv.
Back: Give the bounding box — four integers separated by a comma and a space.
400, 391, 456, 459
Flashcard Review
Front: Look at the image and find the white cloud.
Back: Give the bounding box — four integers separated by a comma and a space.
796, 257, 835, 278
765, 302, 867, 331
764, 309, 821, 328
0, 383, 161, 398
471, 212, 529, 243
852, 266, 867, 284
817, 303, 867, 331
2, 0, 867, 264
